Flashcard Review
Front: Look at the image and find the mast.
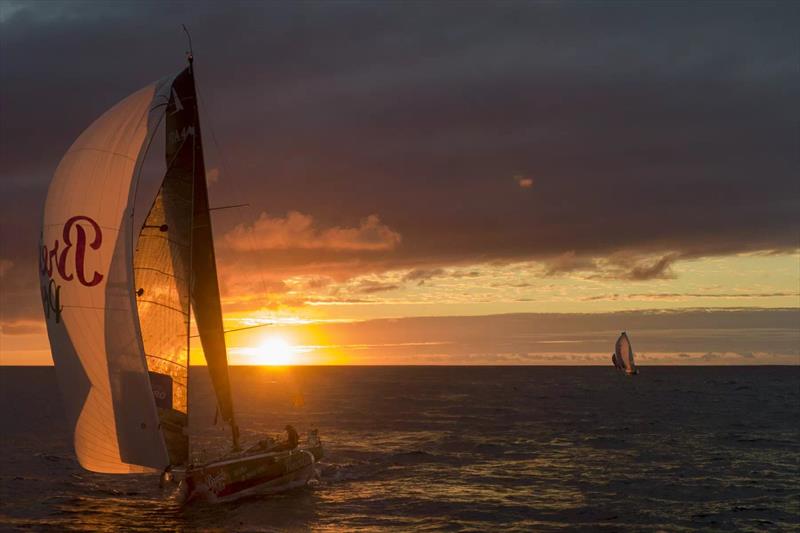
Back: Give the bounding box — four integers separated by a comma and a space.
186, 48, 195, 463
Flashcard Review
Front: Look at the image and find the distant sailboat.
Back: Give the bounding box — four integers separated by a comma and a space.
612, 332, 638, 375
39, 50, 322, 503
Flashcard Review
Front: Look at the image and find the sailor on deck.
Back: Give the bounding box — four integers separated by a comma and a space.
284, 424, 299, 449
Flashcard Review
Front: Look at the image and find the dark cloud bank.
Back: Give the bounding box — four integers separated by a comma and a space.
1, 1, 798, 326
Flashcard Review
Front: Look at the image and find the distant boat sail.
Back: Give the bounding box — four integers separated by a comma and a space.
39, 51, 322, 502
612, 332, 638, 375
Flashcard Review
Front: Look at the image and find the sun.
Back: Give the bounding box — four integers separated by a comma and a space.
254, 335, 295, 366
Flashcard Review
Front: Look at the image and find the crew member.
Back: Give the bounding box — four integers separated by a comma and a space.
284, 424, 299, 449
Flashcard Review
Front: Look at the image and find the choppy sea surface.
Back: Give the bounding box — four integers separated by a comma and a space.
0, 366, 798, 531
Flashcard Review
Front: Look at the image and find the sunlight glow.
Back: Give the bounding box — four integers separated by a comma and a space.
253, 335, 295, 366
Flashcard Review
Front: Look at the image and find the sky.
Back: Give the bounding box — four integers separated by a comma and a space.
0, 1, 798, 365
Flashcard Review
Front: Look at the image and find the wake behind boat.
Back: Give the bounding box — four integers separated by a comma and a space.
612, 332, 639, 375
39, 48, 322, 503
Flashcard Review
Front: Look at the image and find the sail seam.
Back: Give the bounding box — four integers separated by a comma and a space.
136, 300, 190, 316
66, 146, 138, 162
42, 224, 122, 233
136, 233, 190, 248
62, 305, 131, 311
145, 353, 188, 371
133, 266, 188, 281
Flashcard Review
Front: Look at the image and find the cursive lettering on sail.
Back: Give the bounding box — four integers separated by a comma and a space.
41, 278, 63, 323
40, 215, 104, 287
39, 215, 105, 323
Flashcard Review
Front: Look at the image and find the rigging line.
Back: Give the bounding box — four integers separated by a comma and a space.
137, 299, 190, 316
133, 265, 188, 281
145, 352, 190, 371
131, 108, 192, 257
130, 107, 167, 247
192, 50, 241, 450
136, 233, 191, 248
193, 82, 232, 192
194, 75, 272, 302
189, 322, 274, 338
209, 203, 250, 211
182, 24, 194, 59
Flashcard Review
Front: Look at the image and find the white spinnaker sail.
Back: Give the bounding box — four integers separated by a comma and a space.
40, 78, 175, 473
615, 332, 637, 374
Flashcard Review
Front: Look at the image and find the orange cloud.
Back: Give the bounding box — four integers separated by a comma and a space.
224, 211, 401, 252
207, 167, 220, 184
0, 259, 13, 278
543, 251, 596, 275
514, 174, 533, 188
542, 251, 681, 281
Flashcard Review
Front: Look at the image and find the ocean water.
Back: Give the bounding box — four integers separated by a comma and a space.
0, 366, 798, 532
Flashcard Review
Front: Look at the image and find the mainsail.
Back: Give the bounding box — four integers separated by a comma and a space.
40, 78, 174, 473
614, 332, 638, 375
178, 67, 239, 446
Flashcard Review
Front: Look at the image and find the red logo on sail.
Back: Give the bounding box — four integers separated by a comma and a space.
40, 215, 104, 287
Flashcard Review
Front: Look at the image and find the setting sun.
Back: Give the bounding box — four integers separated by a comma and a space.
254, 336, 295, 366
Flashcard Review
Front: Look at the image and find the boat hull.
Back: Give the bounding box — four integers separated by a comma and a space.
183, 444, 323, 503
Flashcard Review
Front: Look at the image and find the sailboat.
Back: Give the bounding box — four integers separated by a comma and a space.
38, 50, 322, 503
612, 332, 638, 375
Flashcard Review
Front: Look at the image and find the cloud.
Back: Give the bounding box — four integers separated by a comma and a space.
224, 211, 401, 252
583, 291, 800, 302
0, 321, 45, 335
304, 297, 372, 305
355, 281, 400, 294
514, 175, 533, 189
543, 252, 597, 276
301, 276, 335, 290
0, 319, 43, 336
543, 251, 680, 280
622, 253, 680, 281
240, 308, 800, 364
0, 3, 798, 328
0, 259, 12, 278
207, 167, 220, 184
450, 270, 481, 278
403, 267, 446, 285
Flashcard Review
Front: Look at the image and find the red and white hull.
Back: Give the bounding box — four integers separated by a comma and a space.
181, 442, 323, 504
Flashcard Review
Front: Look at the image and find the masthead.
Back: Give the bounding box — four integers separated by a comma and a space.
182, 24, 194, 64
